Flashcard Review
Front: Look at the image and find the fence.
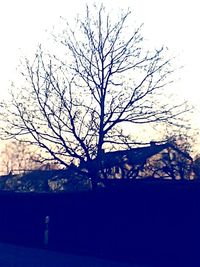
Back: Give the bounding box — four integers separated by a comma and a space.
0, 180, 199, 266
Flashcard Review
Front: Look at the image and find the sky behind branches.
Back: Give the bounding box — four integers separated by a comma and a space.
0, 0, 199, 134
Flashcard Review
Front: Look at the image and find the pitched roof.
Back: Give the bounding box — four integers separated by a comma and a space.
94, 142, 192, 169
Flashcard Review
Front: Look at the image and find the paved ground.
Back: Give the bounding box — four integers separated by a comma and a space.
0, 243, 145, 267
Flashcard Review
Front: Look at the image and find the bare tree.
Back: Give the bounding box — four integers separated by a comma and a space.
0, 141, 41, 175
0, 4, 188, 187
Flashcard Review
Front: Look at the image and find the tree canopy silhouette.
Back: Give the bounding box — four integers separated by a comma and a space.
0, 4, 187, 187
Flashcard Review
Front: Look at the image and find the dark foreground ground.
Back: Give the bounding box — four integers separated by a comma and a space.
0, 243, 145, 267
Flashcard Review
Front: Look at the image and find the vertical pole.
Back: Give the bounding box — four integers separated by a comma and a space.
44, 215, 50, 248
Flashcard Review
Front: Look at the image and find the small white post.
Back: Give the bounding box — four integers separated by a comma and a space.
44, 215, 50, 248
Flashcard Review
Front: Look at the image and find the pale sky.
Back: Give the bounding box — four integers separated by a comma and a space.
0, 0, 200, 128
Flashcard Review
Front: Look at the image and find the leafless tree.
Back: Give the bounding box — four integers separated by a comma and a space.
0, 141, 41, 175
0, 4, 188, 187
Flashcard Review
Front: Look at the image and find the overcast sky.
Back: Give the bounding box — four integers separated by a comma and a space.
0, 0, 199, 128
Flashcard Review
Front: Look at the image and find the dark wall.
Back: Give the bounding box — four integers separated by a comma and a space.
0, 180, 199, 266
